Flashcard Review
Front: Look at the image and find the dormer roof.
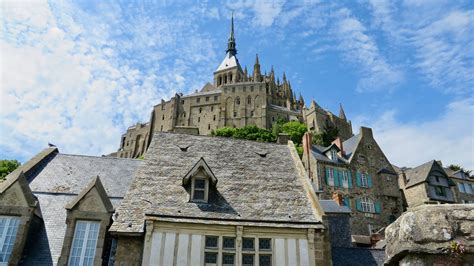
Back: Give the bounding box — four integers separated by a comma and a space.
215, 52, 243, 73
182, 157, 217, 186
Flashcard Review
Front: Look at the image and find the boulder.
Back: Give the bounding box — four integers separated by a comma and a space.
385, 204, 474, 265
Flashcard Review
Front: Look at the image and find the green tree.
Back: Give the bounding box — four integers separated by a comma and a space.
448, 164, 472, 176
312, 124, 339, 147
0, 160, 21, 181
281, 121, 307, 145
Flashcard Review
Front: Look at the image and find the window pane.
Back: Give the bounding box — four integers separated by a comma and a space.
223, 254, 235, 266
205, 252, 217, 263
259, 238, 271, 250
0, 216, 20, 263
223, 237, 235, 249
193, 190, 205, 200
68, 220, 100, 266
205, 236, 218, 248
242, 238, 254, 250
194, 179, 205, 189
259, 254, 272, 266
242, 254, 254, 266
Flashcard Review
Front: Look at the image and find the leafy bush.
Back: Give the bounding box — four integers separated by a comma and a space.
0, 160, 21, 181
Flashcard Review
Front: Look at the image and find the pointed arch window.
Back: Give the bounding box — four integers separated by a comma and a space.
235, 97, 240, 105
247, 96, 251, 105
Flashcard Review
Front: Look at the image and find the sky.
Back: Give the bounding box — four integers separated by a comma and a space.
1, 0, 473, 170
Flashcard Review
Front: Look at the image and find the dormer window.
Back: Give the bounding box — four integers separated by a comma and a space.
330, 149, 338, 161
191, 177, 208, 202
183, 157, 218, 204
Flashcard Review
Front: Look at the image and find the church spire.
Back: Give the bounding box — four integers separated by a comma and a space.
253, 54, 261, 81
226, 12, 237, 56
339, 103, 347, 120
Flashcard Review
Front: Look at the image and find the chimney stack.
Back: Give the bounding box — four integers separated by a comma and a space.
332, 192, 344, 206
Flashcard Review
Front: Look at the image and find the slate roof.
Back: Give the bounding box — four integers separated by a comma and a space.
342, 133, 362, 161
332, 247, 385, 266
403, 160, 438, 188
215, 52, 243, 72
319, 200, 351, 214
19, 151, 141, 265
29, 153, 142, 197
310, 145, 347, 164
110, 132, 322, 233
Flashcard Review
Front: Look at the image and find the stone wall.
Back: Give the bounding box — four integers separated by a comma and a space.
114, 235, 144, 266
385, 204, 474, 265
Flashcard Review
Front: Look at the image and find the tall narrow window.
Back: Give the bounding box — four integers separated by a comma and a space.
192, 178, 207, 202
68, 220, 100, 266
0, 216, 20, 264
360, 197, 375, 213
360, 173, 369, 187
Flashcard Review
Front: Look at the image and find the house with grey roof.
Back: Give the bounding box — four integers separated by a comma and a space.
0, 147, 142, 265
0, 132, 331, 266
444, 168, 474, 204
301, 127, 403, 236
396, 160, 456, 208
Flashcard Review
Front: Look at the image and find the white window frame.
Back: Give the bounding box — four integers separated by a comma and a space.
341, 170, 349, 188
327, 168, 335, 187
191, 176, 209, 203
68, 220, 100, 266
330, 149, 338, 161
0, 216, 20, 265
360, 197, 375, 213
360, 173, 369, 187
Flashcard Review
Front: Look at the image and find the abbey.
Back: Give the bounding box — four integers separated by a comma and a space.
114, 17, 353, 159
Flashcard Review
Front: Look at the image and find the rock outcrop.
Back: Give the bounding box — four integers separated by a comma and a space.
385, 204, 474, 265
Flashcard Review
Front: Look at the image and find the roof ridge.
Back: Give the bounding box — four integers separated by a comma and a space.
57, 153, 143, 161
152, 132, 288, 147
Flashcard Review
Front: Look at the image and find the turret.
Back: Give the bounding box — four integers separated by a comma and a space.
226, 13, 237, 56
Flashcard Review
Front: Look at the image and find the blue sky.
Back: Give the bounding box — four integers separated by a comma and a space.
1, 0, 473, 169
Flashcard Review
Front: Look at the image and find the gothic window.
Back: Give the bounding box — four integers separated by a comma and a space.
235, 97, 240, 105
224, 76, 227, 84
162, 115, 165, 120
0, 216, 20, 265
208, 124, 210, 130
199, 107, 202, 113
360, 197, 375, 213
247, 96, 251, 105
68, 220, 100, 266
229, 73, 233, 82
213, 115, 216, 121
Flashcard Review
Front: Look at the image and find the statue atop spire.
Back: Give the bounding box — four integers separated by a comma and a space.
226, 12, 237, 56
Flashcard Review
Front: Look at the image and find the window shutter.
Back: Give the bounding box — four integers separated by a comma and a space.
334, 168, 340, 187
355, 199, 362, 211
348, 171, 353, 189
368, 175, 373, 188
325, 167, 329, 185
344, 197, 351, 209
356, 172, 361, 187
375, 202, 381, 214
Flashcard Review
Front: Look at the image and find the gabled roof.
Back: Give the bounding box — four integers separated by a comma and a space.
322, 143, 341, 154
310, 145, 347, 164
404, 160, 447, 188
111, 133, 322, 233
215, 52, 243, 72
342, 133, 362, 161
182, 157, 218, 186
0, 171, 37, 208
65, 176, 114, 212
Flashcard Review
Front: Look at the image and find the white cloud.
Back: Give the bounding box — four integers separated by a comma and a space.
355, 98, 474, 170
0, 1, 218, 161
331, 8, 404, 92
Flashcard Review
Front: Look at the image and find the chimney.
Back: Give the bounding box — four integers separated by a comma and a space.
360, 126, 373, 139
302, 132, 312, 155
332, 192, 344, 206
276, 133, 290, 144
331, 137, 344, 157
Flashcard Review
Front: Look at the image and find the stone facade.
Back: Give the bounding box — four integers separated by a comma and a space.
446, 169, 474, 204
302, 127, 403, 236
397, 160, 456, 208
115, 18, 352, 159
385, 204, 474, 265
